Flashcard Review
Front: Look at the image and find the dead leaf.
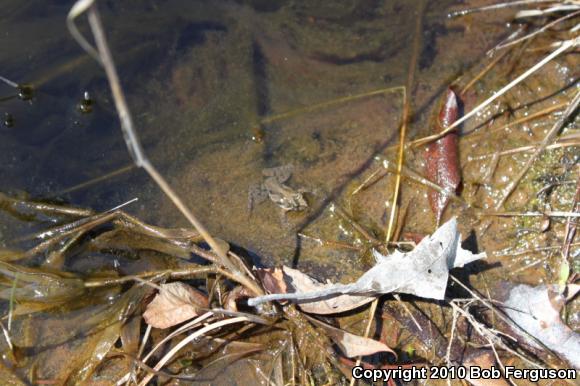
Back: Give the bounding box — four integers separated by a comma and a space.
255, 267, 287, 295
278, 266, 373, 314
306, 316, 395, 358
503, 284, 580, 368
143, 282, 208, 329
425, 88, 461, 224
224, 286, 253, 312
248, 217, 485, 306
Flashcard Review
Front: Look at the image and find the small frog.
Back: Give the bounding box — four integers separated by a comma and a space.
248, 164, 308, 212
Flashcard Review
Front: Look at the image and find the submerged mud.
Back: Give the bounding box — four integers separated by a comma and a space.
0, 0, 578, 384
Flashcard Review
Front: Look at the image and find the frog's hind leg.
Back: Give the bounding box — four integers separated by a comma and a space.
248, 183, 268, 213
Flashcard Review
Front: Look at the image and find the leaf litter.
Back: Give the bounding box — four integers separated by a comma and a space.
143, 282, 208, 329
248, 217, 486, 307
502, 283, 580, 368
1, 0, 579, 383
305, 315, 396, 358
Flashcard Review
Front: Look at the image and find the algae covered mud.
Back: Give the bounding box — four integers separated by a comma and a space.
0, 0, 579, 385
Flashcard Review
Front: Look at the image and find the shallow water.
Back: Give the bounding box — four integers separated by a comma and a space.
1, 0, 510, 276
1, 1, 578, 384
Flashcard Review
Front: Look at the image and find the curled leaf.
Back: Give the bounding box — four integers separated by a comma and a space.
503, 284, 580, 368
143, 282, 208, 329
425, 88, 461, 224
257, 266, 374, 314
255, 267, 287, 295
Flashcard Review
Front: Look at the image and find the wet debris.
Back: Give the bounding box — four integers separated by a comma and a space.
248, 217, 486, 307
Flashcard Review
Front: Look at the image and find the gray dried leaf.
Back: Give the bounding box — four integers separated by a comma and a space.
143, 282, 208, 329
248, 218, 485, 306
503, 284, 580, 369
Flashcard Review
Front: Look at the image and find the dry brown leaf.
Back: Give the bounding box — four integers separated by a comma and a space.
143, 282, 208, 329
255, 267, 287, 295
306, 316, 396, 358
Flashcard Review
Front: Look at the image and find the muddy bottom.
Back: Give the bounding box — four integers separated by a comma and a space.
1, 0, 578, 384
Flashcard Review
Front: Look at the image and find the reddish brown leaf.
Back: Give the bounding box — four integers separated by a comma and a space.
255, 267, 287, 295
425, 88, 461, 224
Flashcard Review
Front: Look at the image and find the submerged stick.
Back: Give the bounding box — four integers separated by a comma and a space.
67, 0, 262, 295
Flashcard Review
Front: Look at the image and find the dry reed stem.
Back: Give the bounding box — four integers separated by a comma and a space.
462, 101, 568, 142
450, 276, 551, 368
466, 139, 579, 161
459, 48, 512, 95
137, 316, 258, 385
495, 10, 580, 50
54, 164, 134, 196
449, 0, 569, 17
259, 86, 405, 126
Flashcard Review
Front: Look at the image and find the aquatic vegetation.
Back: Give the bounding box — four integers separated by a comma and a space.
0, 0, 578, 384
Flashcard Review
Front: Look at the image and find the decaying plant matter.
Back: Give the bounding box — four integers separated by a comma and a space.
0, 0, 578, 385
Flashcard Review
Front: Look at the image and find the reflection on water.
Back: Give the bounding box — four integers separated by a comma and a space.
1, 0, 498, 272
